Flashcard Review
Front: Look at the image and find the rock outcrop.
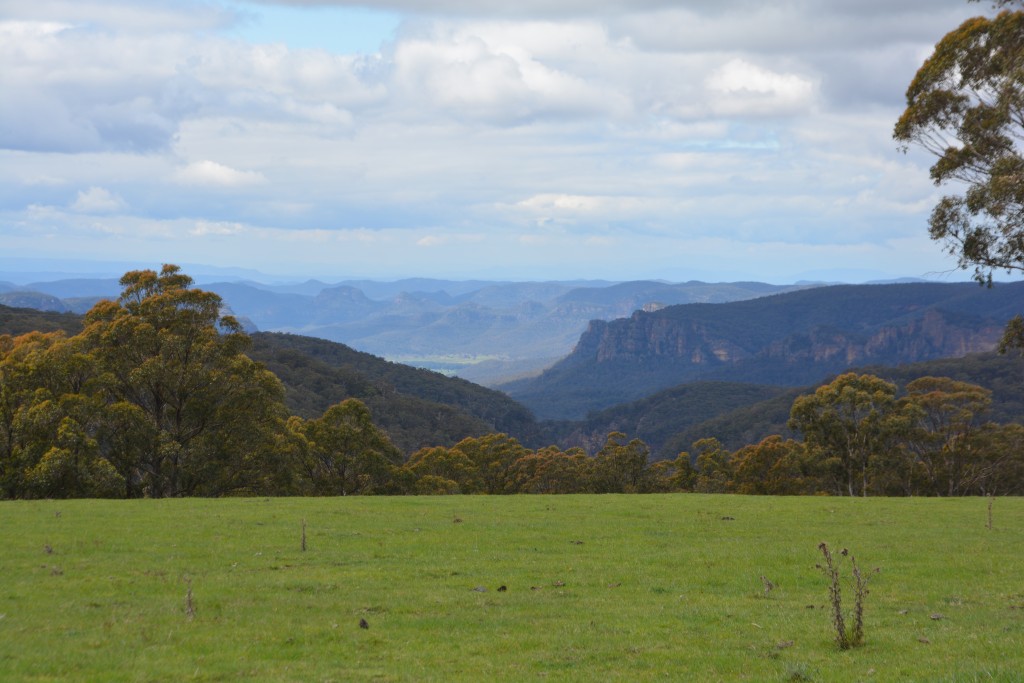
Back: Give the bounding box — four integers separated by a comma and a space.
503, 281, 1022, 419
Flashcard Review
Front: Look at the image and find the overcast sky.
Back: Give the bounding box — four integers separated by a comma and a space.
0, 0, 991, 283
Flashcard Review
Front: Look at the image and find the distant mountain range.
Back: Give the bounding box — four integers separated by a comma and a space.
0, 275, 816, 385
502, 281, 1022, 419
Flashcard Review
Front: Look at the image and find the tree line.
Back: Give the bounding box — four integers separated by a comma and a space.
391, 367, 1024, 495
2, 266, 1023, 499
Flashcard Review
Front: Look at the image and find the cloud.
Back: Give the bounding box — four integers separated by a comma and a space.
242, 0, 670, 18
190, 220, 245, 236
509, 194, 677, 231
2, 199, 968, 283
518, 193, 605, 212
173, 160, 267, 187
389, 21, 630, 123
0, 18, 374, 154
705, 59, 815, 116
0, 19, 72, 38
0, 20, 194, 152
0, 1, 236, 33
416, 233, 485, 247
2, 0, 989, 282
70, 186, 126, 213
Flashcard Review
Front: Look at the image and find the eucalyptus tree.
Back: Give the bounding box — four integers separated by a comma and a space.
894, 3, 1024, 287
289, 398, 402, 496
788, 373, 904, 497
901, 376, 992, 496
80, 265, 289, 497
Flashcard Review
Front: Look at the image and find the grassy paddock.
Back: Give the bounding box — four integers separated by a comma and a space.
1, 495, 1022, 681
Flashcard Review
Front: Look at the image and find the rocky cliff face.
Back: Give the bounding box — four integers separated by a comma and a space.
577, 315, 755, 365
575, 307, 1001, 371
766, 310, 1001, 365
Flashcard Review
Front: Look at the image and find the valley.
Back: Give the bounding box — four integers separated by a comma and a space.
2, 271, 1021, 466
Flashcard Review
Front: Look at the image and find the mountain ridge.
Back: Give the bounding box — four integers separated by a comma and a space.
503, 282, 1022, 419
0, 274, 817, 385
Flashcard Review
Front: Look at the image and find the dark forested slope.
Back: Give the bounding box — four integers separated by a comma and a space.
653, 351, 1024, 457
247, 333, 538, 452
0, 304, 83, 336
539, 381, 790, 457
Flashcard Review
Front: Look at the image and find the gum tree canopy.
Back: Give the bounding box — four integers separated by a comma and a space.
81, 264, 288, 497
894, 1, 1024, 285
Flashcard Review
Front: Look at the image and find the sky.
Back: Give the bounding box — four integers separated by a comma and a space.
0, 0, 995, 283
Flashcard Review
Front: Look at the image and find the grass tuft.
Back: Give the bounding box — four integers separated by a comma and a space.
184, 575, 196, 621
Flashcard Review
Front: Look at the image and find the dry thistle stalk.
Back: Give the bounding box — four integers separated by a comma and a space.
817, 542, 872, 650
301, 518, 307, 552
850, 556, 868, 646
184, 576, 196, 621
817, 543, 847, 648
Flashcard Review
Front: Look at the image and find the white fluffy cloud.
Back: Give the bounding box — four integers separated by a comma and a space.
705, 59, 815, 117
391, 34, 615, 123
71, 186, 126, 213
173, 160, 267, 187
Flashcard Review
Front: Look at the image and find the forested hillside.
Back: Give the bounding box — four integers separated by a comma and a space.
539, 382, 790, 456
247, 332, 538, 453
652, 352, 1024, 457
505, 281, 1022, 419
0, 304, 82, 337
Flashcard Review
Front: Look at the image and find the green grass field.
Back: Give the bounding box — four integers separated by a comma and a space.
1, 495, 1022, 681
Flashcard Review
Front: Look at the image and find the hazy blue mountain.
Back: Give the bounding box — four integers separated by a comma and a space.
62, 297, 109, 314
12, 274, 810, 385
22, 278, 121, 299
202, 282, 314, 328
233, 279, 333, 296
0, 291, 67, 312
144, 278, 815, 385
336, 278, 615, 301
